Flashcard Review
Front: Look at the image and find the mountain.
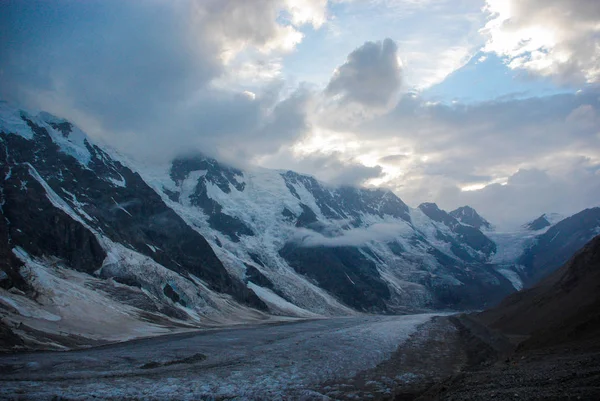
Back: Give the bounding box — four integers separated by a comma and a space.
1, 103, 598, 349
524, 214, 551, 231
518, 208, 600, 286
480, 234, 600, 350
151, 158, 513, 312
449, 206, 492, 230
523, 212, 563, 231
421, 234, 600, 400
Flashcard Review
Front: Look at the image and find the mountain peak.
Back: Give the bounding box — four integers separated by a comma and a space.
449, 205, 492, 230
0, 101, 93, 166
418, 202, 452, 224
524, 212, 564, 231
524, 214, 551, 231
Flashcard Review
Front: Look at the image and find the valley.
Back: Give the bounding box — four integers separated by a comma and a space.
0, 314, 440, 400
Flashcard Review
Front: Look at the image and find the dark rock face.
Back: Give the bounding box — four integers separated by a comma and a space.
295, 204, 318, 228
1, 163, 106, 274
524, 214, 551, 231
163, 283, 186, 307
279, 244, 390, 312
0, 208, 28, 292
0, 114, 266, 311
244, 264, 275, 289
449, 206, 492, 230
519, 207, 600, 286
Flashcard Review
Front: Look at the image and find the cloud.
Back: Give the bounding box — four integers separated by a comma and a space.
259, 147, 385, 187
325, 38, 402, 109
435, 164, 600, 229
379, 154, 409, 164
284, 0, 328, 28
365, 90, 600, 226
199, 0, 310, 59
293, 222, 413, 247
1, 0, 598, 228
0, 0, 325, 162
283, 87, 600, 227
482, 0, 600, 84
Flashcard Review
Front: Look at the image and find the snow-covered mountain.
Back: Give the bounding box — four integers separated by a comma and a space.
1, 103, 599, 349
449, 206, 493, 231
523, 213, 564, 231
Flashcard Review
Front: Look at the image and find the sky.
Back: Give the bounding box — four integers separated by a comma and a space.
1, 0, 599, 229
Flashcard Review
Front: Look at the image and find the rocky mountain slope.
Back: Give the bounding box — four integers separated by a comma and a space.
517, 208, 600, 286
420, 235, 600, 400
480, 234, 600, 350
1, 102, 599, 349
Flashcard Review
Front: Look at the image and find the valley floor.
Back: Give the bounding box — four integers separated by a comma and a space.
0, 314, 439, 400
3, 312, 599, 400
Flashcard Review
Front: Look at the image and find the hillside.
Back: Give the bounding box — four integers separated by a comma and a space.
480, 234, 600, 350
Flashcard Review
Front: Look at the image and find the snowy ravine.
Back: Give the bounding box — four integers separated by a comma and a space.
0, 314, 439, 400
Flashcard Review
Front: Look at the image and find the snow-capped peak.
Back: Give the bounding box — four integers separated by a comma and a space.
0, 101, 92, 166
449, 205, 492, 230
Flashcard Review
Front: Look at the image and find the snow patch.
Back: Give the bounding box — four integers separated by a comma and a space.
247, 282, 318, 318
497, 268, 523, 290
0, 102, 34, 140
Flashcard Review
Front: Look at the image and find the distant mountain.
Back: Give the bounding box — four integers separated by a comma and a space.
160, 161, 510, 313
523, 212, 564, 231
419, 203, 496, 257
524, 214, 552, 231
449, 206, 492, 230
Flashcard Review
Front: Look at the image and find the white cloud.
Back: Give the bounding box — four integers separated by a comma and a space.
482, 0, 600, 83
401, 44, 475, 89
294, 222, 413, 247
260, 148, 385, 187
325, 38, 403, 109
195, 0, 325, 61
284, 0, 328, 28
271, 81, 600, 226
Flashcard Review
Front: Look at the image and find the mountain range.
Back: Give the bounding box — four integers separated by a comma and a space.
1, 102, 599, 350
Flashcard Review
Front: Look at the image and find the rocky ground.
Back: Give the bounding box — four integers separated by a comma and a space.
1, 313, 598, 400
420, 344, 600, 400
315, 314, 600, 400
